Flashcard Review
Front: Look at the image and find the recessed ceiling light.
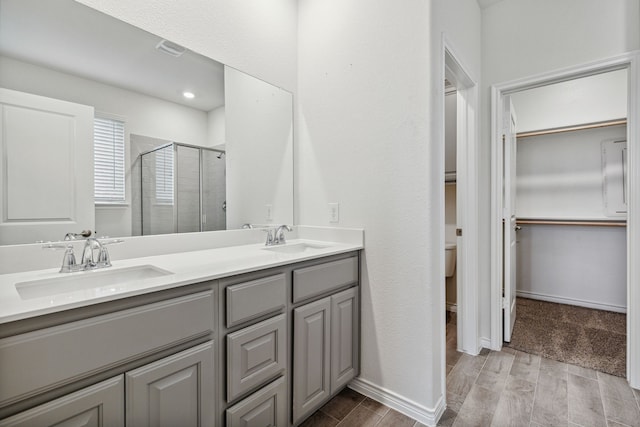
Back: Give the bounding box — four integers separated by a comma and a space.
183, 91, 195, 99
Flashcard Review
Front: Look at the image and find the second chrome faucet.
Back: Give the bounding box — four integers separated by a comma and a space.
265, 225, 292, 246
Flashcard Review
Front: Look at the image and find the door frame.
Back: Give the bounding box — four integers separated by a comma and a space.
502, 96, 518, 343
489, 51, 640, 388
441, 35, 481, 363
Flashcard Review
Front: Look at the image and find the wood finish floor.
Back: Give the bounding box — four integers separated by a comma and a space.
301, 313, 640, 427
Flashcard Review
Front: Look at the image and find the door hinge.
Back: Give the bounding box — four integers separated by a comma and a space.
502, 297, 509, 309
502, 134, 506, 143
456, 228, 462, 237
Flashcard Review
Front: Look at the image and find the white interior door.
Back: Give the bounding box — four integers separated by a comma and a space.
503, 96, 517, 342
0, 88, 95, 244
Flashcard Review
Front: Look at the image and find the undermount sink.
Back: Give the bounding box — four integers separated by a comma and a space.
263, 242, 330, 254
15, 265, 173, 300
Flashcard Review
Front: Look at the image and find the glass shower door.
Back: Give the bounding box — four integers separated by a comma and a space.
201, 150, 226, 231
141, 144, 175, 235
176, 145, 201, 233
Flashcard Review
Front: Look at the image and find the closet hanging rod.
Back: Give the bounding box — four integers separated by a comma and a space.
516, 118, 627, 139
516, 219, 626, 227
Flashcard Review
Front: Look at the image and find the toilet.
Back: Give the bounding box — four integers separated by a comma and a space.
445, 242, 456, 277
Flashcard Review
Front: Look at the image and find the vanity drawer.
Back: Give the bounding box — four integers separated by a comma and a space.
0, 290, 214, 407
225, 376, 286, 427
226, 273, 286, 328
292, 256, 358, 303
227, 314, 286, 402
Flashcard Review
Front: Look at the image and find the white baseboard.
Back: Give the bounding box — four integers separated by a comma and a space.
446, 303, 457, 313
516, 290, 627, 313
349, 378, 445, 426
480, 337, 493, 350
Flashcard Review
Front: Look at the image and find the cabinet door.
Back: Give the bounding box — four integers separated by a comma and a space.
292, 298, 331, 424
330, 287, 359, 394
126, 341, 215, 427
0, 376, 123, 427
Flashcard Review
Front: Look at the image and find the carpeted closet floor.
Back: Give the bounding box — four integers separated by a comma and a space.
505, 297, 626, 377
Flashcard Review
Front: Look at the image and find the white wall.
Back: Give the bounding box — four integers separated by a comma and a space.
225, 66, 294, 229
298, 0, 481, 420
516, 125, 627, 220
479, 0, 640, 341
512, 74, 628, 312
445, 92, 457, 174
207, 106, 226, 148
515, 126, 627, 311
517, 225, 627, 312
511, 69, 628, 133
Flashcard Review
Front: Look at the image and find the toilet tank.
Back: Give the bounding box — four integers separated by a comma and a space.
445, 243, 456, 277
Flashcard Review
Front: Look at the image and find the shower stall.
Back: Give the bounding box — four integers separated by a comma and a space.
139, 142, 226, 235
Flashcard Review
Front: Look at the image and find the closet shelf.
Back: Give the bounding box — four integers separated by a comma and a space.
516, 219, 626, 227
516, 118, 626, 139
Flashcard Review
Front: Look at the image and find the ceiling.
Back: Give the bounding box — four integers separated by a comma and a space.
0, 0, 225, 111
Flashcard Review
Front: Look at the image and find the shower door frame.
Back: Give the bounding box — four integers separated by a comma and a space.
139, 142, 225, 235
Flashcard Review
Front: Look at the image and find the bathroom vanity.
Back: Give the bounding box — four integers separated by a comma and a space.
0, 236, 362, 427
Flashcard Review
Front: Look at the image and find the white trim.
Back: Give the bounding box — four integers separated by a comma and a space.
446, 303, 457, 313
515, 290, 626, 314
443, 35, 481, 358
349, 378, 445, 426
480, 337, 492, 350
490, 51, 640, 387
626, 52, 640, 388
490, 85, 504, 351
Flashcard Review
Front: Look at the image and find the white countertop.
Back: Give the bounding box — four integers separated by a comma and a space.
0, 238, 362, 324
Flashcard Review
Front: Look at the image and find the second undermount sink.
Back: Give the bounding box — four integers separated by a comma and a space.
15, 265, 173, 300
263, 242, 330, 254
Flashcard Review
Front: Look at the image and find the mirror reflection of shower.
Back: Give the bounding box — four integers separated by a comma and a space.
133, 137, 226, 236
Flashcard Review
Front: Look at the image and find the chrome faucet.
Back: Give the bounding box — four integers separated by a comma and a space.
81, 237, 105, 268
264, 228, 275, 246
263, 225, 292, 246
274, 225, 292, 245
43, 236, 123, 273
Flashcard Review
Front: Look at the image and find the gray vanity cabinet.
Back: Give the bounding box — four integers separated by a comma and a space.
0, 376, 124, 427
330, 287, 359, 394
292, 298, 331, 423
0, 251, 361, 427
0, 284, 217, 426
226, 376, 287, 427
220, 270, 289, 427
291, 256, 360, 425
1, 341, 214, 427
126, 341, 215, 426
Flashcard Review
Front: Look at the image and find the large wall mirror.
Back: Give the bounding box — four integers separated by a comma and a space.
0, 0, 293, 245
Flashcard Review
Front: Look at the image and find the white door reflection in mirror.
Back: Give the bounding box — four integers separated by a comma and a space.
0, 88, 94, 245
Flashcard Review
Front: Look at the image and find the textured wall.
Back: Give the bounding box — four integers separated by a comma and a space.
297, 0, 481, 416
